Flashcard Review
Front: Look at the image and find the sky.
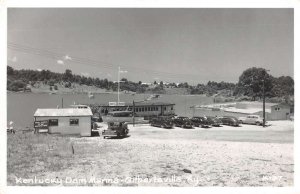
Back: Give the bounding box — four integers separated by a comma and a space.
7, 8, 294, 84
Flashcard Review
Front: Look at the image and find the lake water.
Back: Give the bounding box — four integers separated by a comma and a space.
7, 93, 213, 128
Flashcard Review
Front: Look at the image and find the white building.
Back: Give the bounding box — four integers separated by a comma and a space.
34, 108, 93, 136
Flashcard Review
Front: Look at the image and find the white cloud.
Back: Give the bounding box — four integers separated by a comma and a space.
64, 55, 72, 60
57, 60, 64, 65
36, 68, 42, 72
81, 72, 90, 77
8, 56, 17, 62
12, 56, 17, 62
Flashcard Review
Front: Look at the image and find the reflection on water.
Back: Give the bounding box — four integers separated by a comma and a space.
7, 93, 213, 128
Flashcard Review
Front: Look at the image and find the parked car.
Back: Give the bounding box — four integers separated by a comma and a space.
238, 115, 265, 125
191, 116, 211, 128
221, 116, 240, 126
206, 116, 222, 127
150, 116, 174, 129
102, 121, 129, 138
173, 116, 193, 128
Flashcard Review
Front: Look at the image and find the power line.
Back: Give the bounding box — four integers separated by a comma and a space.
8, 42, 201, 80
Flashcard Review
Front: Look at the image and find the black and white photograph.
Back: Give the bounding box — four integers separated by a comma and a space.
2, 5, 297, 191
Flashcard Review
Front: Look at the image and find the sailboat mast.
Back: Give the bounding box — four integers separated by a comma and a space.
118, 66, 120, 105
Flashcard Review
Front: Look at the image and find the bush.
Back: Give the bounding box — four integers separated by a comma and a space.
54, 85, 58, 90
49, 80, 55, 86
64, 82, 71, 88
8, 80, 27, 91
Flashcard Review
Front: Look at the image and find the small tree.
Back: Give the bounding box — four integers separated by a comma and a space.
159, 81, 164, 87
64, 82, 71, 88
54, 85, 58, 90
49, 86, 53, 91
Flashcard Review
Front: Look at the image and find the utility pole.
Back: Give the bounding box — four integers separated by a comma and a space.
263, 78, 265, 127
133, 100, 135, 127
262, 69, 270, 127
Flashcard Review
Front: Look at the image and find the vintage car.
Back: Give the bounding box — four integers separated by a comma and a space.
102, 121, 129, 138
173, 116, 193, 128
206, 116, 222, 127
221, 116, 240, 126
150, 116, 174, 129
238, 115, 265, 125
190, 116, 211, 128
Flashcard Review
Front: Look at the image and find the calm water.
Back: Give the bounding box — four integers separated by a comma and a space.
7, 93, 213, 128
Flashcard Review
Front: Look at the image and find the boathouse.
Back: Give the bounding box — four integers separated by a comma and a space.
33, 108, 93, 136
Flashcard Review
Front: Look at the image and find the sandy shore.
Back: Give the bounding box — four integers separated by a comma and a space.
7, 121, 293, 186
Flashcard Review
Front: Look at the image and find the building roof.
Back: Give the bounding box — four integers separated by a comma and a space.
270, 103, 291, 107
34, 108, 93, 117
90, 101, 175, 107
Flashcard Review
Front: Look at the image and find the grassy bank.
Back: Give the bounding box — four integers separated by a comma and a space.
7, 133, 75, 185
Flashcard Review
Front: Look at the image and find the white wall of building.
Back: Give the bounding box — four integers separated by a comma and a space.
35, 116, 91, 136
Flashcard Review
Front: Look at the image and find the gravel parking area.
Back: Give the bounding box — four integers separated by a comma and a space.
7, 121, 293, 186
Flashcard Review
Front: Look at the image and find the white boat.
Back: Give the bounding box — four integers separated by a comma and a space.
88, 92, 94, 99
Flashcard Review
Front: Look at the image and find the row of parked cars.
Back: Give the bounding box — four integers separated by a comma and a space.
150, 114, 264, 129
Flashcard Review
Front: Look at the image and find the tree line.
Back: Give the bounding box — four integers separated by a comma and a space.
7, 66, 294, 103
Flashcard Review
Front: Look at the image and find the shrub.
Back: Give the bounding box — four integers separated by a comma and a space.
8, 80, 27, 91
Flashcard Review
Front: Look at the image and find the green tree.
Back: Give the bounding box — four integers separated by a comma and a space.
159, 81, 164, 87
63, 69, 73, 82
7, 66, 14, 75
235, 67, 273, 100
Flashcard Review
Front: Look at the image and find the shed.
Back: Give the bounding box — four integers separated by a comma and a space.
34, 108, 93, 136
269, 103, 292, 120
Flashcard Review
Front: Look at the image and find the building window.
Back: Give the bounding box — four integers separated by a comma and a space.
171, 106, 173, 110
142, 107, 144, 112
70, 119, 79, 126
156, 107, 158, 111
275, 107, 281, 111
49, 119, 58, 126
164, 107, 167, 111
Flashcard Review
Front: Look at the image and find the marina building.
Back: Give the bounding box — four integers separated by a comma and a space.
90, 101, 175, 119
